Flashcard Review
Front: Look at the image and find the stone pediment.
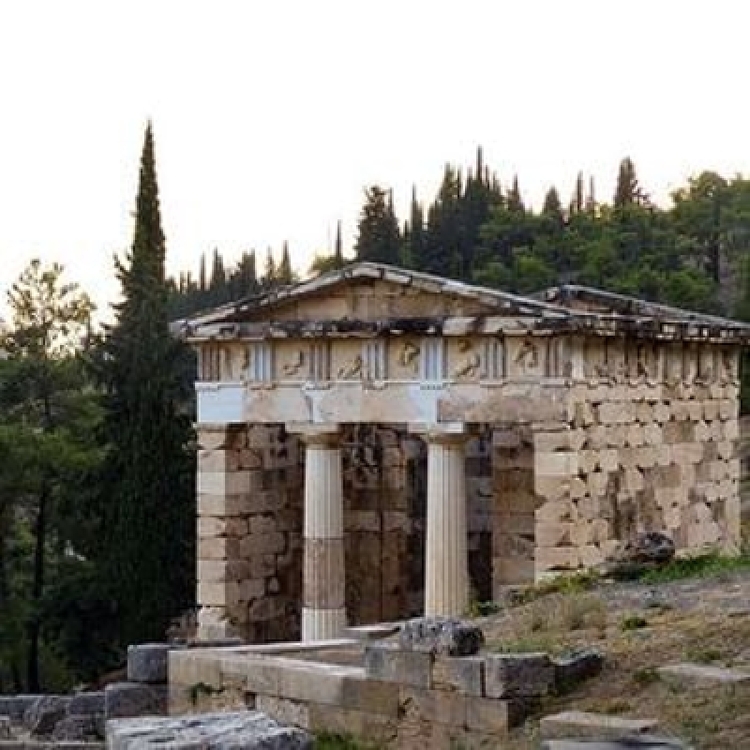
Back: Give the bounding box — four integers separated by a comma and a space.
182, 263, 565, 333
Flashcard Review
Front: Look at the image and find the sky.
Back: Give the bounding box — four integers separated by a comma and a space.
1, 0, 750, 319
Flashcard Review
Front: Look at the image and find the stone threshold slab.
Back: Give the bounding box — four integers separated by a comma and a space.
540, 710, 658, 740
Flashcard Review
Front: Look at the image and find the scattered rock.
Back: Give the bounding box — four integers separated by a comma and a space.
398, 617, 484, 656
25, 695, 71, 736
127, 643, 171, 684
540, 710, 658, 740
554, 649, 605, 692
485, 652, 555, 698
657, 662, 750, 688
106, 710, 312, 750
601, 533, 675, 578
104, 683, 168, 719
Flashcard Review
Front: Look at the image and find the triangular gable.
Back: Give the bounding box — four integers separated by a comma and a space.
185, 262, 566, 328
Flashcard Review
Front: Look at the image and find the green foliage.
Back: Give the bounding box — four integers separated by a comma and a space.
93, 124, 195, 647
0, 260, 100, 691
355, 185, 402, 265
638, 551, 750, 584
620, 614, 649, 631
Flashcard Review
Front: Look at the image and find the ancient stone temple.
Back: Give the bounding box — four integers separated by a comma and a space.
181, 262, 749, 644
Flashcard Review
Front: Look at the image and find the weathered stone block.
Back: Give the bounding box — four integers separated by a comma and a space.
127, 644, 171, 685
464, 695, 512, 734
340, 674, 400, 715
104, 683, 168, 719
0, 695, 38, 721
53, 715, 101, 741
106, 710, 312, 750
398, 686, 467, 727
25, 695, 71, 736
657, 662, 750, 687
553, 649, 604, 692
69, 691, 105, 717
431, 656, 485, 696
399, 617, 484, 656
539, 710, 658, 740
485, 653, 554, 698
365, 643, 433, 687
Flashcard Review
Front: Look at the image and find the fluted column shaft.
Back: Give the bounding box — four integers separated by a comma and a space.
296, 426, 345, 641
424, 430, 469, 617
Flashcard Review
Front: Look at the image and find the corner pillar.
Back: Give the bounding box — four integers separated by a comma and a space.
290, 424, 346, 641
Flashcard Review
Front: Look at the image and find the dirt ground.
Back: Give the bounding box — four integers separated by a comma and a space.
476, 568, 750, 749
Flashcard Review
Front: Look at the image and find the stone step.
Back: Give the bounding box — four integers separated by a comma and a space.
540, 710, 658, 740
542, 737, 687, 750
657, 662, 750, 687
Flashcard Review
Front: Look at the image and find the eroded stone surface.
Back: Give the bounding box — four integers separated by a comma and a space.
540, 710, 658, 740
106, 710, 312, 750
398, 617, 484, 656
657, 662, 750, 687
127, 644, 171, 684
25, 696, 71, 737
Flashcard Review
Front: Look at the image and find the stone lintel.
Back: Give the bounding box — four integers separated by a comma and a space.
287, 423, 341, 445
409, 422, 469, 443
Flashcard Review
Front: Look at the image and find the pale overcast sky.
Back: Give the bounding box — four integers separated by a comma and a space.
1, 0, 749, 317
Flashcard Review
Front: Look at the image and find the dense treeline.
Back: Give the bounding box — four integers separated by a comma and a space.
168, 151, 750, 325
353, 151, 750, 317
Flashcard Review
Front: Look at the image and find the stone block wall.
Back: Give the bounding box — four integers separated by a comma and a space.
491, 425, 537, 596
196, 423, 497, 640
196, 423, 304, 642
532, 344, 742, 579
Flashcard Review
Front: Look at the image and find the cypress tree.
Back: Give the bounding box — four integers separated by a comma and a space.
334, 222, 344, 268
354, 185, 401, 265
278, 242, 293, 284
95, 123, 195, 646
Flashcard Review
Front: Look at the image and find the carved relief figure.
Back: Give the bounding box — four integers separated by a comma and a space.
452, 339, 481, 380
338, 355, 363, 380
398, 341, 421, 374
514, 338, 539, 373
282, 349, 305, 377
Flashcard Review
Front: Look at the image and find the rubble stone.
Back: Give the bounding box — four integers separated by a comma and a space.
398, 617, 484, 656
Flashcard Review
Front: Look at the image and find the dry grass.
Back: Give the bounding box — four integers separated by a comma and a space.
487, 582, 750, 750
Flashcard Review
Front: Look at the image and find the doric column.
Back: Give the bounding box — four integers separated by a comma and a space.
291, 424, 346, 641
422, 425, 469, 617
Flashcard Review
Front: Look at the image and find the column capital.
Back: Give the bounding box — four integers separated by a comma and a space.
286, 423, 341, 447
409, 422, 469, 445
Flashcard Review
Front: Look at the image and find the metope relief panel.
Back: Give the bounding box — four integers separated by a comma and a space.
450, 338, 481, 381
334, 339, 364, 380
506, 336, 544, 380
389, 337, 421, 380
277, 341, 307, 380
244, 341, 274, 384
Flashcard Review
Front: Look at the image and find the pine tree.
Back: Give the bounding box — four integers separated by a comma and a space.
94, 124, 194, 646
